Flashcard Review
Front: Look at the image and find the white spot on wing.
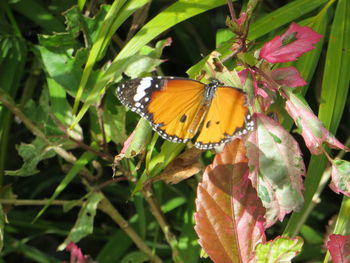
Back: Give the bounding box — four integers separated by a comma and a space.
133, 78, 152, 101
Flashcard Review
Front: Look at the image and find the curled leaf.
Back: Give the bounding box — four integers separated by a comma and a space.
260, 23, 322, 63
147, 147, 203, 184
284, 90, 349, 155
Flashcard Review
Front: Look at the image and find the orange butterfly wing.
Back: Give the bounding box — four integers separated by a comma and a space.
195, 86, 251, 149
117, 77, 207, 143
117, 77, 253, 149
147, 78, 207, 142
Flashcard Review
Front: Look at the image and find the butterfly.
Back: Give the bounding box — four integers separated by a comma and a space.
116, 77, 254, 149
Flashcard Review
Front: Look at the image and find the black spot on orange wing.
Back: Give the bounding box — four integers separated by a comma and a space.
195, 86, 249, 149
180, 114, 187, 123
146, 78, 207, 142
205, 120, 211, 128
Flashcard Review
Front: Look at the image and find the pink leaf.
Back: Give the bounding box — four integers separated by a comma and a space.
329, 160, 350, 197
327, 234, 350, 263
260, 23, 323, 63
120, 130, 136, 155
238, 69, 272, 112
246, 113, 305, 226
65, 243, 92, 263
195, 139, 266, 263
284, 90, 349, 155
235, 12, 246, 26
271, 67, 307, 87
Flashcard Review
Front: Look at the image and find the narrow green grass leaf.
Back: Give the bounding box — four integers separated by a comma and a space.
78, 0, 86, 11
6, 237, 60, 263
318, 0, 350, 133
33, 148, 97, 222
10, 0, 64, 32
72, 0, 148, 114
72, 0, 228, 128
96, 230, 133, 262
248, 0, 328, 39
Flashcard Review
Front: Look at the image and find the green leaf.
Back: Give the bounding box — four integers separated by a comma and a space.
248, 0, 328, 39
102, 90, 127, 144
72, 0, 228, 128
255, 236, 303, 262
47, 78, 83, 143
96, 230, 133, 262
58, 191, 104, 250
33, 147, 97, 221
72, 0, 148, 113
37, 37, 93, 98
124, 118, 152, 158
120, 251, 149, 263
318, 0, 350, 133
5, 237, 60, 263
10, 0, 65, 32
5, 138, 56, 176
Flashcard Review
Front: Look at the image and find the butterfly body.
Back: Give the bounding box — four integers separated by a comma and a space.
116, 77, 253, 149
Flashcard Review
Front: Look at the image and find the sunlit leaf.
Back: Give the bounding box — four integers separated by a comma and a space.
195, 139, 266, 263
255, 236, 303, 262
246, 114, 305, 226
260, 23, 322, 63
284, 89, 349, 155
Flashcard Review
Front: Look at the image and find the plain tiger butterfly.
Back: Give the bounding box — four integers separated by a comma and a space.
116, 76, 254, 149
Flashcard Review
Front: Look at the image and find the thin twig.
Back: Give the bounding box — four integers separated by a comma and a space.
142, 186, 184, 263
227, 0, 236, 20
49, 112, 114, 162
98, 196, 163, 263
0, 199, 81, 206
0, 89, 77, 164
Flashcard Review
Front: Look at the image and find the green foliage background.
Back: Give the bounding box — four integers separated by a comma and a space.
0, 0, 349, 262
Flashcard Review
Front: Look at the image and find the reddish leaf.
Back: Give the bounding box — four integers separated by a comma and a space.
284, 90, 349, 155
235, 12, 246, 26
270, 67, 307, 87
254, 236, 303, 261
329, 160, 350, 197
260, 23, 322, 63
246, 113, 305, 226
327, 234, 350, 263
195, 139, 266, 263
65, 242, 93, 263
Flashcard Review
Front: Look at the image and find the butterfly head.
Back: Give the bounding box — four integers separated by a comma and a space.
204, 79, 221, 101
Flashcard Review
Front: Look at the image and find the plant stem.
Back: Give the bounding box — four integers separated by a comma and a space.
142, 186, 184, 263
0, 199, 80, 206
98, 196, 163, 263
